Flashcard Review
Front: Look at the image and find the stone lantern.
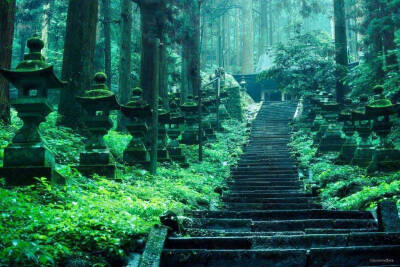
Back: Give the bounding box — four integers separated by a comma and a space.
366, 94, 400, 173
317, 97, 344, 154
351, 95, 374, 167
120, 87, 152, 169
167, 100, 188, 167
0, 35, 65, 185
201, 95, 217, 141
181, 96, 199, 145
76, 72, 119, 178
336, 98, 357, 164
157, 99, 171, 162
313, 94, 335, 145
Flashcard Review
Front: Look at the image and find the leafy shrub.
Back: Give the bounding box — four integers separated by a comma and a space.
259, 32, 335, 98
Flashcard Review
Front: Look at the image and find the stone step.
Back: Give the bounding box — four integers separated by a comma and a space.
225, 192, 311, 198
226, 203, 322, 211
253, 219, 377, 232
230, 178, 300, 183
166, 233, 400, 250
184, 228, 306, 237
228, 181, 301, 186
227, 185, 302, 191
187, 210, 375, 221
223, 196, 318, 204
161, 246, 400, 267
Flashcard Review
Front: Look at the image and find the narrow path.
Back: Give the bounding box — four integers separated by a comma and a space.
161, 102, 400, 267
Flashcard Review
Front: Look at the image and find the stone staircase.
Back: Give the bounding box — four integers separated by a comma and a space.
159, 101, 400, 267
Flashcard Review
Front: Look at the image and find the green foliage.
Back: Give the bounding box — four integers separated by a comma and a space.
290, 120, 400, 211
259, 32, 335, 98
0, 112, 249, 266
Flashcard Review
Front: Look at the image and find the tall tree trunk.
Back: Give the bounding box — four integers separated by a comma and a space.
225, 12, 231, 71
117, 0, 133, 131
381, 0, 398, 71
102, 0, 112, 89
241, 0, 254, 74
217, 16, 222, 67
268, 0, 273, 46
235, 5, 240, 72
334, 0, 348, 104
0, 0, 16, 124
41, 0, 51, 57
58, 0, 98, 128
260, 0, 268, 55
364, 0, 384, 82
150, 39, 160, 175
138, 2, 162, 102
181, 1, 201, 97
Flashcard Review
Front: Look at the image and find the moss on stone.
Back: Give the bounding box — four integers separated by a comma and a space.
369, 99, 393, 108
81, 89, 113, 99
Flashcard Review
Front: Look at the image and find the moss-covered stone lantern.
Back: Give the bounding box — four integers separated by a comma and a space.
120, 87, 152, 169
0, 35, 65, 186
366, 93, 400, 173
317, 96, 344, 154
336, 98, 357, 164
75, 72, 119, 178
313, 94, 335, 145
181, 96, 199, 145
167, 100, 188, 167
157, 99, 171, 162
201, 95, 217, 141
351, 95, 374, 167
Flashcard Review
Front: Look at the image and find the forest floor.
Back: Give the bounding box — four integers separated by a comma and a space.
0, 101, 259, 266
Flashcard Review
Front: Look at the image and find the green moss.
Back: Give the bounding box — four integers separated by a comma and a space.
369, 99, 393, 108
81, 89, 113, 99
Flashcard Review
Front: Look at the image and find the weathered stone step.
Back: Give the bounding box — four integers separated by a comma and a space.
230, 179, 300, 184
227, 185, 302, 191
229, 182, 301, 188
161, 246, 400, 267
226, 203, 322, 211
166, 233, 400, 250
223, 197, 318, 204
232, 173, 298, 178
184, 228, 305, 237
225, 192, 311, 198
253, 219, 377, 232
187, 210, 375, 221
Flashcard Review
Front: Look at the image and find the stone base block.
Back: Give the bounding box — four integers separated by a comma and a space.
181, 131, 198, 145
0, 166, 64, 186
351, 147, 374, 168
336, 144, 357, 165
157, 149, 171, 162
171, 155, 189, 168
123, 149, 150, 164
80, 151, 110, 165
4, 145, 54, 167
77, 164, 115, 179
368, 149, 400, 173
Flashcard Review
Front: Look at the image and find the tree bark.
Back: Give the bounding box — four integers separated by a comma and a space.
241, 0, 254, 74
333, 0, 348, 104
41, 0, 52, 57
150, 39, 160, 175
181, 0, 201, 97
380, 0, 398, 71
58, 0, 98, 128
102, 0, 112, 88
117, 0, 133, 131
0, 0, 16, 124
260, 0, 268, 54
138, 2, 161, 102
235, 3, 240, 72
